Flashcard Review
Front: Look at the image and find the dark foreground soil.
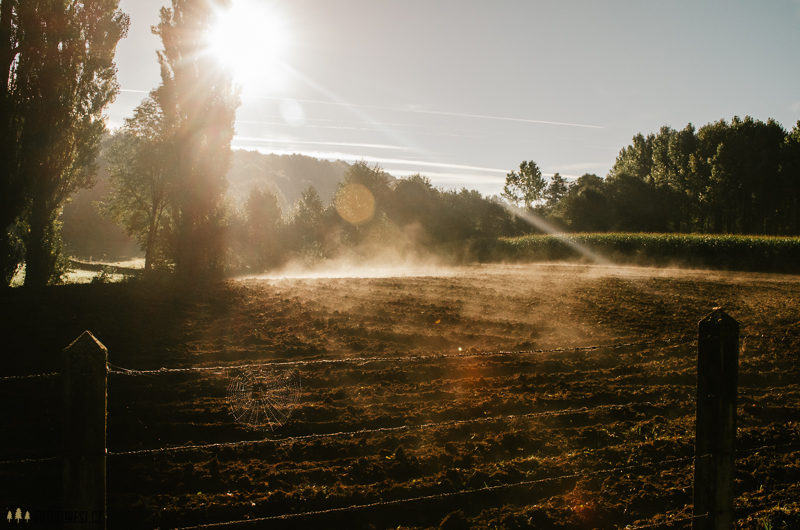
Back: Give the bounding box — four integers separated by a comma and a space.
1, 263, 799, 529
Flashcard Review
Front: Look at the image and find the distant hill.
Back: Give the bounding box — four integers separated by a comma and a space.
62, 149, 354, 259
227, 150, 351, 212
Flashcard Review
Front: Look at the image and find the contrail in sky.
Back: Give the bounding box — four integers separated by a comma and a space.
236, 118, 486, 139
230, 143, 509, 175
234, 136, 411, 151
262, 95, 605, 130
401, 108, 604, 129
119, 88, 604, 130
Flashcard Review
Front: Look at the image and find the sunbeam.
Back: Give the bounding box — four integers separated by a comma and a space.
501, 203, 611, 265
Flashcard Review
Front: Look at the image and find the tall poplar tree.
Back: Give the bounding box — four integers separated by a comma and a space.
153, 0, 239, 280
0, 1, 129, 286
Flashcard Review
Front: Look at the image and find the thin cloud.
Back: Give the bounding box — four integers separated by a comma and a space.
554, 162, 608, 172
283, 66, 425, 155
402, 108, 603, 129
237, 119, 377, 133
120, 88, 604, 130
234, 136, 411, 152
236, 118, 485, 139
259, 95, 604, 130
387, 168, 506, 184
230, 144, 509, 175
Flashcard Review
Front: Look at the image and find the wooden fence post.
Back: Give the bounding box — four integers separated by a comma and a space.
62, 331, 107, 528
693, 308, 739, 529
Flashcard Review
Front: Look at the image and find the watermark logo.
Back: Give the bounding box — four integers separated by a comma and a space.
226, 367, 300, 431
5, 508, 103, 526
6, 508, 29, 524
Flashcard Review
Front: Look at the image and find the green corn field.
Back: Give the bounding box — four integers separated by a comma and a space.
474, 233, 800, 273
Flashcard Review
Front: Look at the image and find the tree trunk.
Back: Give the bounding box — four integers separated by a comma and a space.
0, 230, 19, 286
0, 2, 26, 288
23, 196, 54, 287
144, 217, 157, 272
0, 0, 21, 239
0, 0, 14, 95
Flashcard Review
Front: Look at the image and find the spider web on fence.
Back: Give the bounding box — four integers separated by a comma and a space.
226, 367, 301, 431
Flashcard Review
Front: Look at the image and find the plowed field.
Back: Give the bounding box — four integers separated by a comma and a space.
2, 264, 799, 528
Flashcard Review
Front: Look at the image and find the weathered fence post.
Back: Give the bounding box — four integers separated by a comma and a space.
62, 331, 107, 528
693, 308, 739, 529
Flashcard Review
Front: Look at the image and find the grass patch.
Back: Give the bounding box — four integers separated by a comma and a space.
472, 233, 800, 273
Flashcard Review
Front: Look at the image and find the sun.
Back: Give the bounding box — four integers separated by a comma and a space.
207, 0, 289, 96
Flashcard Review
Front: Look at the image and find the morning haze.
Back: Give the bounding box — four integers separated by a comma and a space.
2, 1, 799, 528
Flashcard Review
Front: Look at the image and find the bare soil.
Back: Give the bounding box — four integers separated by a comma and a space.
1, 263, 799, 529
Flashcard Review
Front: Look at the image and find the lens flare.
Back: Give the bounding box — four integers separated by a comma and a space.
335, 183, 376, 225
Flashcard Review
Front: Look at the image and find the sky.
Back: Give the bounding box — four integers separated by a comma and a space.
110, 0, 800, 196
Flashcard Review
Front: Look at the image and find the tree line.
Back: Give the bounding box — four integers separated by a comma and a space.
105, 114, 800, 277
506, 116, 800, 235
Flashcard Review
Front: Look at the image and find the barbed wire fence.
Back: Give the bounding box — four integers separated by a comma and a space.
1, 329, 798, 528
163, 437, 800, 529
104, 336, 696, 375
0, 371, 59, 382
1, 330, 783, 382
150, 440, 800, 529
173, 455, 701, 529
